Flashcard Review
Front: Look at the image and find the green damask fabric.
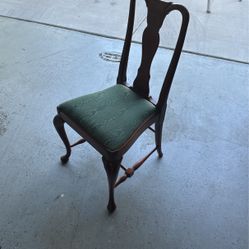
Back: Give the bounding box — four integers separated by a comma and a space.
58, 84, 156, 151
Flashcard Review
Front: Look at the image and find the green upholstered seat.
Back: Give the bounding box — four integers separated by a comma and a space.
57, 84, 157, 151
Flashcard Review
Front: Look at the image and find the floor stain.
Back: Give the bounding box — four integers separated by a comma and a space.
110, 1, 117, 6
0, 110, 8, 136
164, 105, 185, 142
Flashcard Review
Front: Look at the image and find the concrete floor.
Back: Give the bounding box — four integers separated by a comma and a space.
0, 6, 248, 249
0, 0, 248, 63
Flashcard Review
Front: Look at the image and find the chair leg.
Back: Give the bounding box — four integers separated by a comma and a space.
53, 114, 71, 164
155, 121, 163, 158
102, 157, 122, 213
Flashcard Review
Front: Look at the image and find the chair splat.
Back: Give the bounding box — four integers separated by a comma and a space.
133, 0, 172, 98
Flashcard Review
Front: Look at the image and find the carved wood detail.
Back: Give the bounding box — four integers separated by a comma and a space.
132, 0, 172, 98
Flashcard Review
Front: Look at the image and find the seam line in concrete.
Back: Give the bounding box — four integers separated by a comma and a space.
1, 14, 248, 65
132, 16, 146, 35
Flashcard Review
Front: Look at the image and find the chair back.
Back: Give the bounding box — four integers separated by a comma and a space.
117, 0, 189, 112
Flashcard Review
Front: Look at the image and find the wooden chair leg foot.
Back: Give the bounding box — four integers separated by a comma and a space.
60, 155, 69, 164
53, 114, 71, 164
102, 157, 122, 213
155, 121, 163, 158
157, 149, 163, 158
107, 202, 116, 213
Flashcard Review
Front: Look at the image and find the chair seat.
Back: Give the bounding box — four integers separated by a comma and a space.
57, 84, 157, 151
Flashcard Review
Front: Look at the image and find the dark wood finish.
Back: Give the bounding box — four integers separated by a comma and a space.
70, 138, 86, 148
53, 0, 189, 212
133, 1, 172, 98
117, 0, 136, 85
102, 157, 122, 213
114, 147, 157, 188
148, 126, 155, 132
53, 114, 71, 164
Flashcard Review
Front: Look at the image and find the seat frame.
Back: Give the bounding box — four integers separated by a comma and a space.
53, 0, 189, 213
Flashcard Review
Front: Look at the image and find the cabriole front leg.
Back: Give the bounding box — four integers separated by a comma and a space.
53, 114, 71, 164
102, 157, 122, 213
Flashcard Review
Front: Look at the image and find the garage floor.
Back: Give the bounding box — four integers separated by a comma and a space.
0, 0, 248, 62
0, 1, 248, 249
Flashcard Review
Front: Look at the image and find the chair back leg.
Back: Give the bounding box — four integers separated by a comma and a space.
102, 157, 122, 213
155, 121, 163, 158
53, 115, 71, 164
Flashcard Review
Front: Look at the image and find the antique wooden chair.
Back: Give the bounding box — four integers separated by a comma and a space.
53, 0, 189, 213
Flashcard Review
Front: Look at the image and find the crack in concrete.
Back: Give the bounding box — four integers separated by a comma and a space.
133, 15, 146, 35
69, 202, 80, 249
